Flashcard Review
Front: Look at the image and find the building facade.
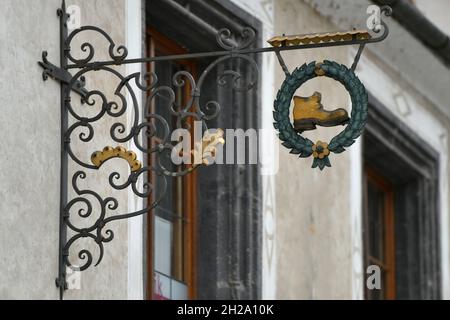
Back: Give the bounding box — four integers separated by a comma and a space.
0, 0, 449, 300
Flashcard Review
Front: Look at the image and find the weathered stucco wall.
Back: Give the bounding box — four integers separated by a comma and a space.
0, 0, 61, 300
300, 0, 450, 299
273, 0, 353, 299
0, 0, 129, 299
272, 0, 450, 299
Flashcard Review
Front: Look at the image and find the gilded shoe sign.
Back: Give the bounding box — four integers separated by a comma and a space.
273, 60, 368, 170
292, 92, 349, 132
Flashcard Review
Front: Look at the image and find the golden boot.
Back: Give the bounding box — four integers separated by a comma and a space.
293, 92, 349, 132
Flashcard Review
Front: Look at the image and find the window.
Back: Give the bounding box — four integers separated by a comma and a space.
363, 93, 441, 299
363, 167, 395, 300
147, 28, 197, 300
146, 0, 263, 299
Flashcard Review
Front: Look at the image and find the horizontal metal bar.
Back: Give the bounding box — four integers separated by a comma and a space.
67, 35, 385, 69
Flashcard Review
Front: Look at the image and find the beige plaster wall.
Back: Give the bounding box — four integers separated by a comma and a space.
0, 0, 129, 299
272, 0, 450, 299
0, 0, 61, 300
272, 0, 353, 299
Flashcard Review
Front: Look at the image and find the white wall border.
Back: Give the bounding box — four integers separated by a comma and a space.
126, 0, 144, 300
229, 0, 277, 299
350, 139, 364, 299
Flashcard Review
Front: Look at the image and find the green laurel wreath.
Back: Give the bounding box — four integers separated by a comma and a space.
273, 60, 368, 170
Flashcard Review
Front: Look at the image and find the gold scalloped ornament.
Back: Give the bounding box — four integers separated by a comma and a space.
91, 146, 142, 172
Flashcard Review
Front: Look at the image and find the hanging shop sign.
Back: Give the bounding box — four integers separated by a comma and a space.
39, 0, 391, 298
272, 58, 368, 170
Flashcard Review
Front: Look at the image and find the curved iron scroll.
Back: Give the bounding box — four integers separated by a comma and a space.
39, 0, 390, 299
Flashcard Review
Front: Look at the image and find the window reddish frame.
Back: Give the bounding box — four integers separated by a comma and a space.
363, 166, 396, 300
146, 27, 197, 300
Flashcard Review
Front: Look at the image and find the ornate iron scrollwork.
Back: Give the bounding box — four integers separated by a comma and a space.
40, 0, 390, 299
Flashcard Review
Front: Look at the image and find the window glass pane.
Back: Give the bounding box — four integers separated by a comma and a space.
367, 182, 385, 261
171, 279, 188, 300
367, 269, 385, 300
154, 272, 171, 300
148, 32, 196, 300
154, 216, 172, 275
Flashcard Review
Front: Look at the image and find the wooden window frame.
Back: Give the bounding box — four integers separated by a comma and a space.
146, 27, 197, 300
363, 166, 396, 300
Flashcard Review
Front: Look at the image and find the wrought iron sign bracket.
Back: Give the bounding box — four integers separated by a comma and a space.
39, 0, 391, 299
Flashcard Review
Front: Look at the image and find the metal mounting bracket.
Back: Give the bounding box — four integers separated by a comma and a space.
39, 51, 88, 98
39, 0, 391, 299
